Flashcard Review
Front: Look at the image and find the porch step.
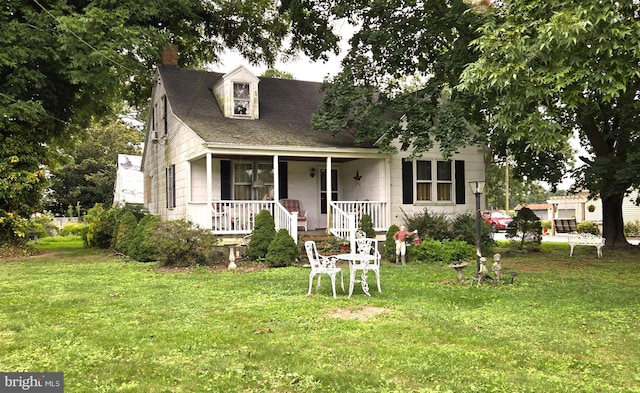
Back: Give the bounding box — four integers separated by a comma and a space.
299, 232, 349, 257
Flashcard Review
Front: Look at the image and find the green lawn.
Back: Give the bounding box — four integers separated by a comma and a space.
1, 239, 639, 392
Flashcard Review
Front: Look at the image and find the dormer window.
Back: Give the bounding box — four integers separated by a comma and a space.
214, 65, 260, 119
233, 83, 250, 115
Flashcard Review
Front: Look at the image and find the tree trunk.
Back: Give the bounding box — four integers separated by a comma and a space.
601, 194, 630, 248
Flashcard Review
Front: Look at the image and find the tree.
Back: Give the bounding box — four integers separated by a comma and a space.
460, 0, 640, 248
46, 119, 143, 216
1, 0, 338, 243
312, 0, 488, 158
262, 69, 294, 79
485, 158, 551, 210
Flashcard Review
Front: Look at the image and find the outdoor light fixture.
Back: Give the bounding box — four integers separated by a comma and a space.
469, 180, 486, 274
310, 167, 316, 178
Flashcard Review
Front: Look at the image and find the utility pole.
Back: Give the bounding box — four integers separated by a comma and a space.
505, 159, 510, 212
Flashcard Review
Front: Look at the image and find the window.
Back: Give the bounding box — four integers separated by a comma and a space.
416, 161, 432, 201
233, 161, 273, 200
233, 83, 250, 115
413, 160, 452, 202
436, 161, 452, 201
166, 165, 176, 208
162, 95, 168, 136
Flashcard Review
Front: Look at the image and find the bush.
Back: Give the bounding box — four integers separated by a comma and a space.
128, 215, 160, 262
577, 220, 600, 235
113, 211, 138, 255
60, 223, 88, 237
411, 238, 474, 264
451, 213, 494, 254
506, 207, 542, 249
84, 204, 119, 249
359, 214, 375, 238
404, 208, 452, 241
247, 210, 276, 261
384, 224, 400, 261
152, 219, 220, 267
265, 229, 299, 267
624, 220, 640, 237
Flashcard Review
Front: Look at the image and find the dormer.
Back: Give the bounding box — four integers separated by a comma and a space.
213, 65, 260, 119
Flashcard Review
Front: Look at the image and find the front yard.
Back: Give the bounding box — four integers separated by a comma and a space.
1, 238, 639, 392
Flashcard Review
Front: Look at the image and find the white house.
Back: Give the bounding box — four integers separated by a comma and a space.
141, 52, 487, 242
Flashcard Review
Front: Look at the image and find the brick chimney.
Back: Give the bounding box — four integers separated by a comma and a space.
162, 44, 178, 66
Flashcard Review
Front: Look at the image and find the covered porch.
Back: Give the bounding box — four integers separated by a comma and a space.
186, 148, 391, 243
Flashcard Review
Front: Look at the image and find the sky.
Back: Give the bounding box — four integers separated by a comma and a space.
213, 19, 352, 82
215, 49, 344, 83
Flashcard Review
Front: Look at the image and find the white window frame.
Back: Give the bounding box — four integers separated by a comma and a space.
232, 82, 251, 117
232, 160, 274, 200
414, 160, 453, 203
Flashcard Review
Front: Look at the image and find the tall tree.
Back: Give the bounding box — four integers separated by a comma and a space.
46, 119, 143, 217
313, 0, 488, 157
0, 0, 337, 242
460, 0, 640, 248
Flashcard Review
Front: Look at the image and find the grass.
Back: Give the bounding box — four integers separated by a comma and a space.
1, 238, 639, 392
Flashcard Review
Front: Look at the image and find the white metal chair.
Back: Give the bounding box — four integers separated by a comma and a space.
305, 240, 344, 298
349, 238, 382, 297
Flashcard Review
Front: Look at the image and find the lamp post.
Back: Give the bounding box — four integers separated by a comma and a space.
469, 180, 486, 273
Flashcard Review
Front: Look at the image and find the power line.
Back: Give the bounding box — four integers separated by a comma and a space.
32, 0, 137, 74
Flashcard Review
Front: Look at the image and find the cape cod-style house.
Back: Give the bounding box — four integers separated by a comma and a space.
141, 53, 487, 244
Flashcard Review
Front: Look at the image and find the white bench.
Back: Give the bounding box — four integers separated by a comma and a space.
568, 234, 605, 258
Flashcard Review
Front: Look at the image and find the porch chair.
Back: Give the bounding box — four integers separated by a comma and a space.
280, 199, 308, 231
211, 203, 228, 230
349, 238, 382, 297
305, 240, 344, 298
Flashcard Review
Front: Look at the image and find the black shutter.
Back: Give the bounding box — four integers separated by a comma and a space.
402, 158, 413, 204
220, 160, 231, 200
279, 161, 288, 199
455, 160, 465, 204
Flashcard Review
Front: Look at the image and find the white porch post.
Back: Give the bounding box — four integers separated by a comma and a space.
325, 156, 332, 233
273, 155, 279, 202
206, 153, 213, 229
384, 158, 392, 231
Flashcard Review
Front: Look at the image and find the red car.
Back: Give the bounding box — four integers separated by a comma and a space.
482, 211, 513, 231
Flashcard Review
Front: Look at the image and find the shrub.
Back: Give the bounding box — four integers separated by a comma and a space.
577, 220, 600, 235
359, 214, 376, 238
265, 229, 299, 267
113, 211, 138, 255
247, 210, 276, 261
128, 215, 160, 262
84, 204, 119, 249
624, 220, 640, 237
152, 219, 220, 267
384, 224, 400, 261
506, 207, 542, 249
60, 223, 88, 237
451, 213, 494, 253
404, 208, 451, 241
411, 238, 474, 264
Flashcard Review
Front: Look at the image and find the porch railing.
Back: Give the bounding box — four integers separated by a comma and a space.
210, 201, 275, 235
329, 202, 357, 250
331, 200, 388, 231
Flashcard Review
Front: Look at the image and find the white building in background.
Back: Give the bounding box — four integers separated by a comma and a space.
113, 154, 144, 206
548, 190, 640, 226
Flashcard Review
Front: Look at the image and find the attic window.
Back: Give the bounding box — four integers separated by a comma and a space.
233, 82, 250, 115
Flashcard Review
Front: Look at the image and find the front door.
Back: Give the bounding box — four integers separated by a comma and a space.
319, 168, 338, 229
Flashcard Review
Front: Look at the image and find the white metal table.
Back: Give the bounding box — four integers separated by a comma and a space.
335, 253, 377, 298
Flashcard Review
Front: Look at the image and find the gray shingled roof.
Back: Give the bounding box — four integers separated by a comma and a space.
158, 65, 368, 149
